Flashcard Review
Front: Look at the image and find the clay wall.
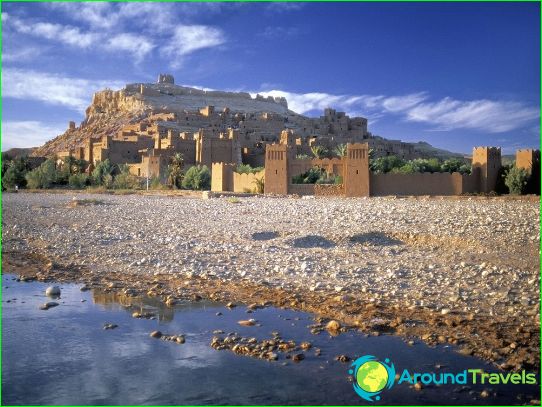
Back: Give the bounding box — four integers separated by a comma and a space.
370, 172, 467, 196
233, 170, 265, 193
288, 183, 315, 196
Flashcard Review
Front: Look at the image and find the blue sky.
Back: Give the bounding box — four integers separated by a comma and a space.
1, 1, 540, 154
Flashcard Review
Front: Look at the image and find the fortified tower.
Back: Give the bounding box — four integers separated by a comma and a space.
157, 73, 174, 84
264, 130, 296, 195
472, 147, 501, 193
343, 143, 369, 197
516, 149, 540, 174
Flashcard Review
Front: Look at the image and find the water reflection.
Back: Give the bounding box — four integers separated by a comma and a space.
2, 274, 539, 406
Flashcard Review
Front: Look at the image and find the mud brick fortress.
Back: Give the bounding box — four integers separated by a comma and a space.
57, 74, 539, 196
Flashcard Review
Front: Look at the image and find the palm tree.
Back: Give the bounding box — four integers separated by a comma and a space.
167, 153, 184, 189
311, 145, 328, 159
334, 144, 347, 157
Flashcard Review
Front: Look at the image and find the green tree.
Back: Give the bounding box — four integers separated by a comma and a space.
370, 155, 405, 174
182, 165, 211, 190
25, 159, 58, 189
91, 159, 114, 186
2, 156, 31, 188
441, 158, 466, 173
111, 163, 139, 189
504, 165, 529, 195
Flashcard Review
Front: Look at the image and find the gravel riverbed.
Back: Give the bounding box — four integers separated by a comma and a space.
2, 192, 540, 370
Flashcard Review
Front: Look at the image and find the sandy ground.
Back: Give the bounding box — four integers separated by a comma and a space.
2, 191, 540, 371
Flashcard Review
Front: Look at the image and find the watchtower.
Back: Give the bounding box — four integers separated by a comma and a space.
343, 143, 369, 197
472, 147, 501, 193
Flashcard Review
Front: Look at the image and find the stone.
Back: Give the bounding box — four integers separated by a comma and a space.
45, 286, 61, 296
335, 354, 350, 363
150, 330, 162, 338
292, 353, 305, 362
238, 319, 256, 327
326, 320, 341, 331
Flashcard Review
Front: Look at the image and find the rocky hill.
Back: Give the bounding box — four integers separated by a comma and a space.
30, 76, 461, 160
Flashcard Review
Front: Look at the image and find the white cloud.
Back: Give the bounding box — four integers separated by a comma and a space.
3, 9, 225, 66
105, 33, 155, 63
2, 47, 43, 62
5, 13, 98, 48
1, 121, 67, 150
161, 25, 226, 68
257, 88, 539, 133
47, 2, 118, 30
405, 98, 540, 133
2, 68, 125, 113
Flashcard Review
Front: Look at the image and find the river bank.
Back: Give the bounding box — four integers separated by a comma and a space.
2, 192, 540, 372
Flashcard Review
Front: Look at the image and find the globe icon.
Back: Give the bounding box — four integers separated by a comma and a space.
356, 360, 389, 393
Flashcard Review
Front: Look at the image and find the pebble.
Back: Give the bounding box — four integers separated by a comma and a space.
45, 286, 61, 296
326, 320, 341, 331
150, 330, 162, 338
238, 319, 256, 327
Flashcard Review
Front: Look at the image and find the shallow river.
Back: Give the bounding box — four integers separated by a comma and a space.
2, 274, 538, 405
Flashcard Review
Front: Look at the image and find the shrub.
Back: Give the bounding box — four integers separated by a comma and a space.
103, 174, 114, 189
254, 176, 265, 193
292, 167, 324, 184
2, 157, 31, 189
112, 172, 140, 189
235, 164, 264, 174
370, 156, 406, 174
25, 159, 58, 189
182, 165, 211, 190
68, 173, 89, 189
150, 176, 166, 190
296, 154, 311, 160
91, 159, 114, 186
505, 165, 529, 195
441, 158, 469, 173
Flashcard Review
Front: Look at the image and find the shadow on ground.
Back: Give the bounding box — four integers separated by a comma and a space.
251, 231, 280, 241
348, 232, 403, 246
290, 235, 336, 249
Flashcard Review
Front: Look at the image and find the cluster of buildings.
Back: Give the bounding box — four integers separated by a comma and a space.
57, 74, 539, 196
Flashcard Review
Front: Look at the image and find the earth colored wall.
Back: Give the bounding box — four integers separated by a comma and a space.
370, 172, 473, 196
233, 170, 265, 193
288, 184, 315, 196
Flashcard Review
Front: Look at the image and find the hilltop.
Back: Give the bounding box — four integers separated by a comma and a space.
30, 75, 462, 160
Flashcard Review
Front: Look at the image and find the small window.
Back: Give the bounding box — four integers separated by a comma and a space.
356, 170, 359, 174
